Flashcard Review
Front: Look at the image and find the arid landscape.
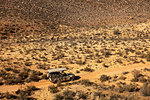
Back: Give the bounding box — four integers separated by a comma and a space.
0, 0, 150, 100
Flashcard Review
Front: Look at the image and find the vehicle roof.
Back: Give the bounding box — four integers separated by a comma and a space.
48, 68, 67, 73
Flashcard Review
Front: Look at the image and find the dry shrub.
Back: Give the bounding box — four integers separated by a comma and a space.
83, 67, 94, 72
80, 79, 93, 86
5, 92, 17, 99
41, 74, 49, 79
4, 67, 12, 71
76, 91, 87, 100
144, 68, 150, 71
17, 90, 29, 100
48, 85, 59, 93
29, 74, 40, 82
54, 94, 64, 100
62, 90, 76, 100
131, 70, 143, 82
138, 77, 147, 83
123, 83, 139, 92
16, 86, 38, 99
25, 62, 32, 66
0, 93, 5, 99
119, 75, 126, 80
0, 80, 3, 85
93, 92, 106, 99
140, 83, 150, 96
100, 74, 111, 82
118, 83, 139, 93
12, 68, 20, 73
18, 72, 28, 80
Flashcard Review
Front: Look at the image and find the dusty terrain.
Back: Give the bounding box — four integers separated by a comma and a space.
0, 0, 150, 100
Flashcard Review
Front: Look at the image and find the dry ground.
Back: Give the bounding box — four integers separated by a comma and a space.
0, 0, 150, 100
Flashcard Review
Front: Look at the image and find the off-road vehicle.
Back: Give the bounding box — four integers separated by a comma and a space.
47, 68, 75, 83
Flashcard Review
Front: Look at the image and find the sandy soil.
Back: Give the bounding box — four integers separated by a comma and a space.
0, 0, 150, 99
0, 63, 149, 93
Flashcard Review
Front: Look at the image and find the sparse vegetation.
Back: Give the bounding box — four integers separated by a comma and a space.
100, 74, 111, 82
0, 1, 150, 99
48, 85, 59, 93
140, 83, 150, 96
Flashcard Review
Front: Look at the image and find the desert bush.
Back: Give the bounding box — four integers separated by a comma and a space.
76, 91, 87, 100
122, 71, 129, 75
0, 80, 3, 85
12, 68, 20, 73
119, 75, 126, 80
62, 90, 76, 100
41, 74, 49, 79
5, 92, 17, 99
4, 67, 12, 71
29, 74, 40, 82
138, 76, 147, 83
83, 67, 94, 72
0, 93, 5, 99
144, 68, 150, 71
131, 77, 139, 82
25, 62, 32, 66
17, 90, 29, 100
26, 86, 38, 92
48, 85, 59, 93
80, 79, 93, 86
4, 79, 15, 85
131, 70, 143, 82
140, 83, 150, 96
76, 60, 86, 65
23, 67, 31, 72
147, 78, 150, 84
18, 72, 28, 80
118, 83, 139, 93
31, 70, 43, 76
97, 59, 103, 63
103, 51, 112, 58
103, 63, 109, 68
16, 86, 38, 99
123, 83, 139, 92
76, 70, 80, 73
100, 74, 111, 82
54, 94, 64, 100
93, 91, 106, 99
0, 70, 6, 77
113, 30, 121, 35
37, 64, 50, 70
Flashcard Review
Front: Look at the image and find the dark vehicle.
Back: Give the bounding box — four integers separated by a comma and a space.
47, 68, 75, 83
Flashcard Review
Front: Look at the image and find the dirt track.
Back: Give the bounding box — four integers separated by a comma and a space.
0, 63, 149, 93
